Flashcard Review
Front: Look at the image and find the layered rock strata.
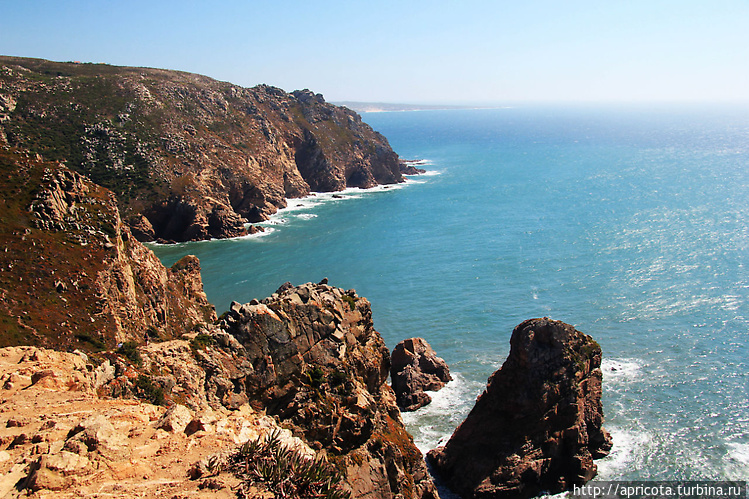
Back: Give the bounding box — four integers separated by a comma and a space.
428, 318, 612, 499
391, 337, 452, 411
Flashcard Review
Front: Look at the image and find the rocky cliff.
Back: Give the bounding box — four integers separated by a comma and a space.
0, 282, 441, 498
0, 147, 215, 349
0, 58, 440, 496
0, 56, 404, 242
217, 281, 439, 498
427, 318, 612, 499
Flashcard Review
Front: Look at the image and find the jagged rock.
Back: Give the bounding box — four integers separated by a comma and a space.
399, 160, 427, 175
0, 149, 217, 350
391, 337, 452, 411
65, 414, 131, 461
129, 213, 155, 241
92, 360, 115, 389
44, 451, 91, 473
219, 281, 440, 499
428, 318, 612, 499
208, 203, 248, 239
25, 463, 71, 492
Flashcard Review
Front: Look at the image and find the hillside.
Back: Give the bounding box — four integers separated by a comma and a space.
0, 56, 404, 242
0, 146, 217, 350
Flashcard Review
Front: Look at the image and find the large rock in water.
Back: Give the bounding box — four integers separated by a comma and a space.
428, 318, 612, 499
391, 337, 452, 411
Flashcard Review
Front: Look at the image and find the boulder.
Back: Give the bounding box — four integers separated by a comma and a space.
390, 338, 452, 411
157, 404, 193, 433
428, 318, 612, 499
64, 415, 131, 461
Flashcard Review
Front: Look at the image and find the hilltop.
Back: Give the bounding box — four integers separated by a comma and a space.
0, 56, 405, 243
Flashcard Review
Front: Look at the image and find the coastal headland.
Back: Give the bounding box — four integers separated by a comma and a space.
0, 57, 609, 498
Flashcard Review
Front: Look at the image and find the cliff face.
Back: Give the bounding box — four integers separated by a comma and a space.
0, 147, 215, 349
0, 281, 440, 498
428, 318, 612, 499
217, 281, 439, 499
0, 56, 404, 242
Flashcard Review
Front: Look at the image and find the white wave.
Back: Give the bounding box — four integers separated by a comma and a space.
235, 226, 276, 240
401, 372, 484, 454
259, 175, 434, 232
416, 169, 443, 176
725, 441, 749, 478
601, 358, 643, 382
596, 426, 653, 479
403, 159, 432, 166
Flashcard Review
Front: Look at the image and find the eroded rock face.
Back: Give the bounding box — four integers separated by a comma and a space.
219, 281, 440, 499
0, 56, 407, 242
428, 318, 612, 499
391, 337, 452, 411
0, 151, 216, 349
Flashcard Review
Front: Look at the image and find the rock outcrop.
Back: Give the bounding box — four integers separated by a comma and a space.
391, 337, 452, 411
428, 318, 612, 499
0, 345, 309, 498
217, 281, 440, 499
0, 148, 215, 349
0, 281, 441, 498
0, 56, 407, 242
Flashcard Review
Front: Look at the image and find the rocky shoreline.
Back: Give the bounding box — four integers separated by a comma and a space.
0, 56, 611, 498
0, 56, 410, 243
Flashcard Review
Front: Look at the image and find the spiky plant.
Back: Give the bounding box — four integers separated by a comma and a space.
229, 430, 351, 499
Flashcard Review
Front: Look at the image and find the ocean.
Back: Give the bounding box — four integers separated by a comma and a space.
152, 104, 749, 483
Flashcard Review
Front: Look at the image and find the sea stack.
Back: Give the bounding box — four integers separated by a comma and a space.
390, 337, 452, 411
428, 318, 612, 499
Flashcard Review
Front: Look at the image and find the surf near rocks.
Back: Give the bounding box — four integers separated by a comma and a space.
428, 318, 612, 499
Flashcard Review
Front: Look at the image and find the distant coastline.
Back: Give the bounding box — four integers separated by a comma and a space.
334, 101, 503, 113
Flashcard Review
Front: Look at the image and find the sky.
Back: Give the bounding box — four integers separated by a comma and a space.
1, 0, 748, 104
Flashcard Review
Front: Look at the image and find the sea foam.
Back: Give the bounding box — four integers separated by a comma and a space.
401, 372, 484, 455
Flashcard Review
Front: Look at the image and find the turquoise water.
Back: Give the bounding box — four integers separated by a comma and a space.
152, 105, 749, 481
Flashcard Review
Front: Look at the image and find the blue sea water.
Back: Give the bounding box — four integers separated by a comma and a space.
152, 104, 749, 482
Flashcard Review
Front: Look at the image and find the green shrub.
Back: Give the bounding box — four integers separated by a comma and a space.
117, 341, 141, 365
229, 430, 350, 499
342, 295, 357, 311
133, 375, 165, 406
190, 332, 215, 351
75, 332, 106, 351
307, 366, 325, 388
328, 370, 347, 387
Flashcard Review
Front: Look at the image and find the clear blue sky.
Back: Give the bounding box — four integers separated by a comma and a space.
2, 0, 748, 104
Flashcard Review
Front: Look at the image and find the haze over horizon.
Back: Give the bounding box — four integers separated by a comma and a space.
2, 0, 748, 105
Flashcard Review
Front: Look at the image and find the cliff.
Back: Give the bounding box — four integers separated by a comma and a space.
0, 282, 440, 498
0, 56, 404, 242
218, 281, 439, 498
0, 57, 441, 497
0, 144, 437, 496
428, 318, 612, 499
0, 147, 215, 350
